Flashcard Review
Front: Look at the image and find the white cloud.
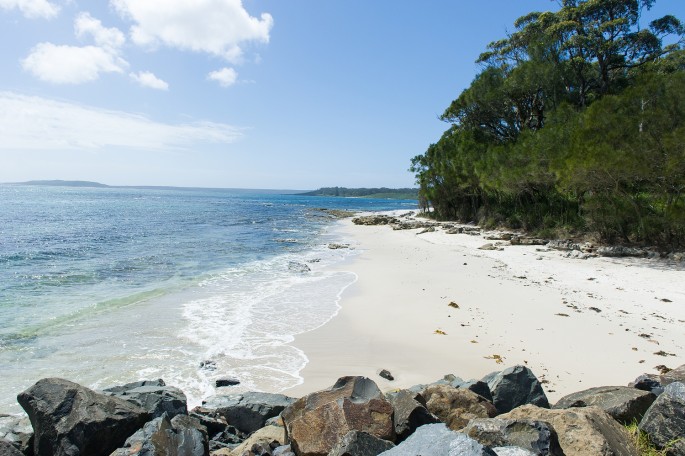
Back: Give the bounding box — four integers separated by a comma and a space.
75, 12, 126, 50
0, 0, 59, 19
130, 71, 169, 90
0, 92, 243, 150
208, 67, 237, 87
111, 0, 273, 63
22, 42, 127, 84
22, 13, 128, 84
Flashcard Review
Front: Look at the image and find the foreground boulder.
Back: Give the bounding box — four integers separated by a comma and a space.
553, 386, 656, 424
483, 366, 550, 413
202, 392, 295, 434
386, 390, 440, 442
378, 423, 495, 456
17, 378, 149, 456
462, 418, 563, 456
111, 413, 208, 456
281, 376, 394, 456
422, 384, 497, 431
501, 404, 638, 456
103, 379, 188, 419
638, 382, 685, 455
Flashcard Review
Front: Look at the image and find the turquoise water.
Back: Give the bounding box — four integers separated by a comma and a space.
0, 184, 416, 412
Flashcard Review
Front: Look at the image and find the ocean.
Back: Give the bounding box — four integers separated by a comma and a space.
0, 184, 416, 413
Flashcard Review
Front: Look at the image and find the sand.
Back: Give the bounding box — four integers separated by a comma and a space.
284, 212, 685, 402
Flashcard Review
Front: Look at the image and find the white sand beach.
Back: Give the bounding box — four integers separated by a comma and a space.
286, 212, 685, 402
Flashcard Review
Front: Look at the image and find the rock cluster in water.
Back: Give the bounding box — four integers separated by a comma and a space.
1, 364, 684, 455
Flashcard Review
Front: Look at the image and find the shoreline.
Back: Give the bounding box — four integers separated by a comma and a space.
284, 212, 685, 402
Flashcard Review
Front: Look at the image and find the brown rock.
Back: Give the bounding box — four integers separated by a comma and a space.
422, 384, 497, 431
281, 376, 394, 456
501, 404, 639, 456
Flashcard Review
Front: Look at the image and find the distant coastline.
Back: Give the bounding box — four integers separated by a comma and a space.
5, 180, 309, 195
6, 181, 419, 200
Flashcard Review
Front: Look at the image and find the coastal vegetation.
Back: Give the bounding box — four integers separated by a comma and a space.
299, 187, 419, 200
410, 0, 685, 248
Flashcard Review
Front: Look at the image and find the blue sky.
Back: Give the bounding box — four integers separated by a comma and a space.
1, 0, 683, 189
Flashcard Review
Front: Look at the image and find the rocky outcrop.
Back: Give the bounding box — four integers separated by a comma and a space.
378, 423, 495, 456
422, 384, 497, 431
482, 366, 550, 413
17, 378, 149, 456
462, 418, 564, 456
110, 413, 208, 456
386, 390, 440, 442
328, 430, 395, 456
281, 376, 394, 456
6, 367, 685, 456
202, 392, 295, 434
351, 215, 398, 226
553, 386, 656, 423
638, 382, 685, 455
102, 379, 188, 419
596, 246, 647, 258
501, 404, 639, 456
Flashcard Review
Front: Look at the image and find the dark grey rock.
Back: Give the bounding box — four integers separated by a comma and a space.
328, 430, 395, 456
102, 381, 188, 419
639, 382, 685, 455
216, 378, 241, 387
631, 374, 664, 396
0, 414, 33, 455
188, 406, 230, 436
387, 390, 440, 442
202, 392, 295, 434
379, 369, 394, 381
111, 413, 208, 456
484, 366, 550, 413
463, 418, 564, 456
553, 386, 656, 424
378, 423, 496, 455
0, 441, 23, 456
458, 380, 494, 402
17, 377, 149, 456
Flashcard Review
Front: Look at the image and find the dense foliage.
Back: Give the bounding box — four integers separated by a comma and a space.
411, 0, 685, 247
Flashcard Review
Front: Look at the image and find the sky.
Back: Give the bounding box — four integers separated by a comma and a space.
1, 0, 683, 190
